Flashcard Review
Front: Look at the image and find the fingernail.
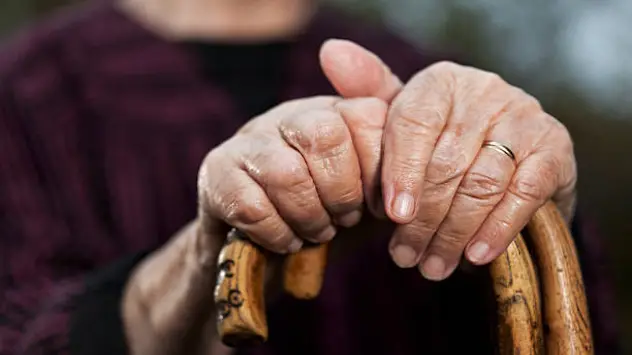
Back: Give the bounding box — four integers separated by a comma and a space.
391, 245, 418, 268
316, 226, 337, 242
336, 210, 362, 227
421, 255, 446, 281
392, 192, 415, 219
468, 241, 490, 264
288, 239, 303, 253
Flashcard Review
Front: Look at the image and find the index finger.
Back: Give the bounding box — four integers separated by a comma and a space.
381, 62, 455, 223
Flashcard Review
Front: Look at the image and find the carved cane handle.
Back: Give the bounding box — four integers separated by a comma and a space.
214, 229, 328, 346
213, 229, 267, 347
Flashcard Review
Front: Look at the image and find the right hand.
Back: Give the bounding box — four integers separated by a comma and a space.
199, 96, 390, 253
122, 40, 401, 355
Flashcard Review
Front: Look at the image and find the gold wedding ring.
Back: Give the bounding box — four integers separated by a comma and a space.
482, 140, 516, 161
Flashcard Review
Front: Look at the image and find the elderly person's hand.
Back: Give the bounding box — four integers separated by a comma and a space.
123, 93, 389, 355
196, 95, 389, 252
322, 40, 577, 281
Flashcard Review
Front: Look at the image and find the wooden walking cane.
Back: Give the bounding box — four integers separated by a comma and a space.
213, 201, 594, 354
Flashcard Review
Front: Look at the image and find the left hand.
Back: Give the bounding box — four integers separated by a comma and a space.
320, 40, 577, 281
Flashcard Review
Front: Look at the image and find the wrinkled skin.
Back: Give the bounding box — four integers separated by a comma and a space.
122, 39, 576, 355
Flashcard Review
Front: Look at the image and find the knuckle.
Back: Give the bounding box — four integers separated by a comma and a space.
243, 149, 329, 230
328, 182, 363, 213
552, 128, 577, 186
276, 178, 325, 219
536, 115, 575, 161
425, 149, 468, 186
508, 91, 542, 120
482, 70, 504, 85
283, 110, 349, 156
262, 152, 312, 190
220, 190, 273, 227
476, 221, 510, 250
480, 72, 508, 97
286, 182, 321, 209
243, 140, 315, 191
495, 217, 512, 232
434, 230, 467, 252
311, 121, 349, 156
460, 70, 507, 102
197, 147, 226, 204
423, 61, 461, 89
390, 159, 426, 193
397, 221, 436, 246
510, 173, 548, 202
284, 191, 329, 227
293, 194, 327, 218
393, 101, 446, 135
338, 182, 363, 204
520, 90, 543, 109
458, 171, 506, 204
428, 61, 461, 75
558, 124, 572, 144
360, 96, 388, 110
552, 120, 574, 152
487, 213, 513, 242
265, 231, 293, 250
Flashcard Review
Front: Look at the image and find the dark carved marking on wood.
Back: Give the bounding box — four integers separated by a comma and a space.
228, 289, 244, 307
219, 259, 235, 278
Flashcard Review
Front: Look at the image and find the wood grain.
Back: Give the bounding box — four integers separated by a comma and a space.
214, 229, 268, 347
490, 234, 544, 355
214, 231, 329, 346
526, 201, 594, 354
283, 243, 329, 299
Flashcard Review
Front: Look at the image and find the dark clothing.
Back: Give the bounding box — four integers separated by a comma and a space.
186, 41, 292, 117
0, 1, 620, 354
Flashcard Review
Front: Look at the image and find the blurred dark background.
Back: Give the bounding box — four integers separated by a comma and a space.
2, 0, 631, 352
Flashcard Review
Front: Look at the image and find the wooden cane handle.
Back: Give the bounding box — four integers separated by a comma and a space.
491, 201, 593, 354
524, 201, 593, 354
490, 233, 545, 354
214, 229, 268, 347
283, 243, 329, 299
214, 230, 328, 346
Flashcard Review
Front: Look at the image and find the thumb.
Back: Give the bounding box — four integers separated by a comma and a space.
319, 39, 403, 102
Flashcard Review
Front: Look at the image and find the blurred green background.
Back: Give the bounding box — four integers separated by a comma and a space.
2, 0, 631, 352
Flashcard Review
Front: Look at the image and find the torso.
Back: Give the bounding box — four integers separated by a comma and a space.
0, 2, 496, 354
